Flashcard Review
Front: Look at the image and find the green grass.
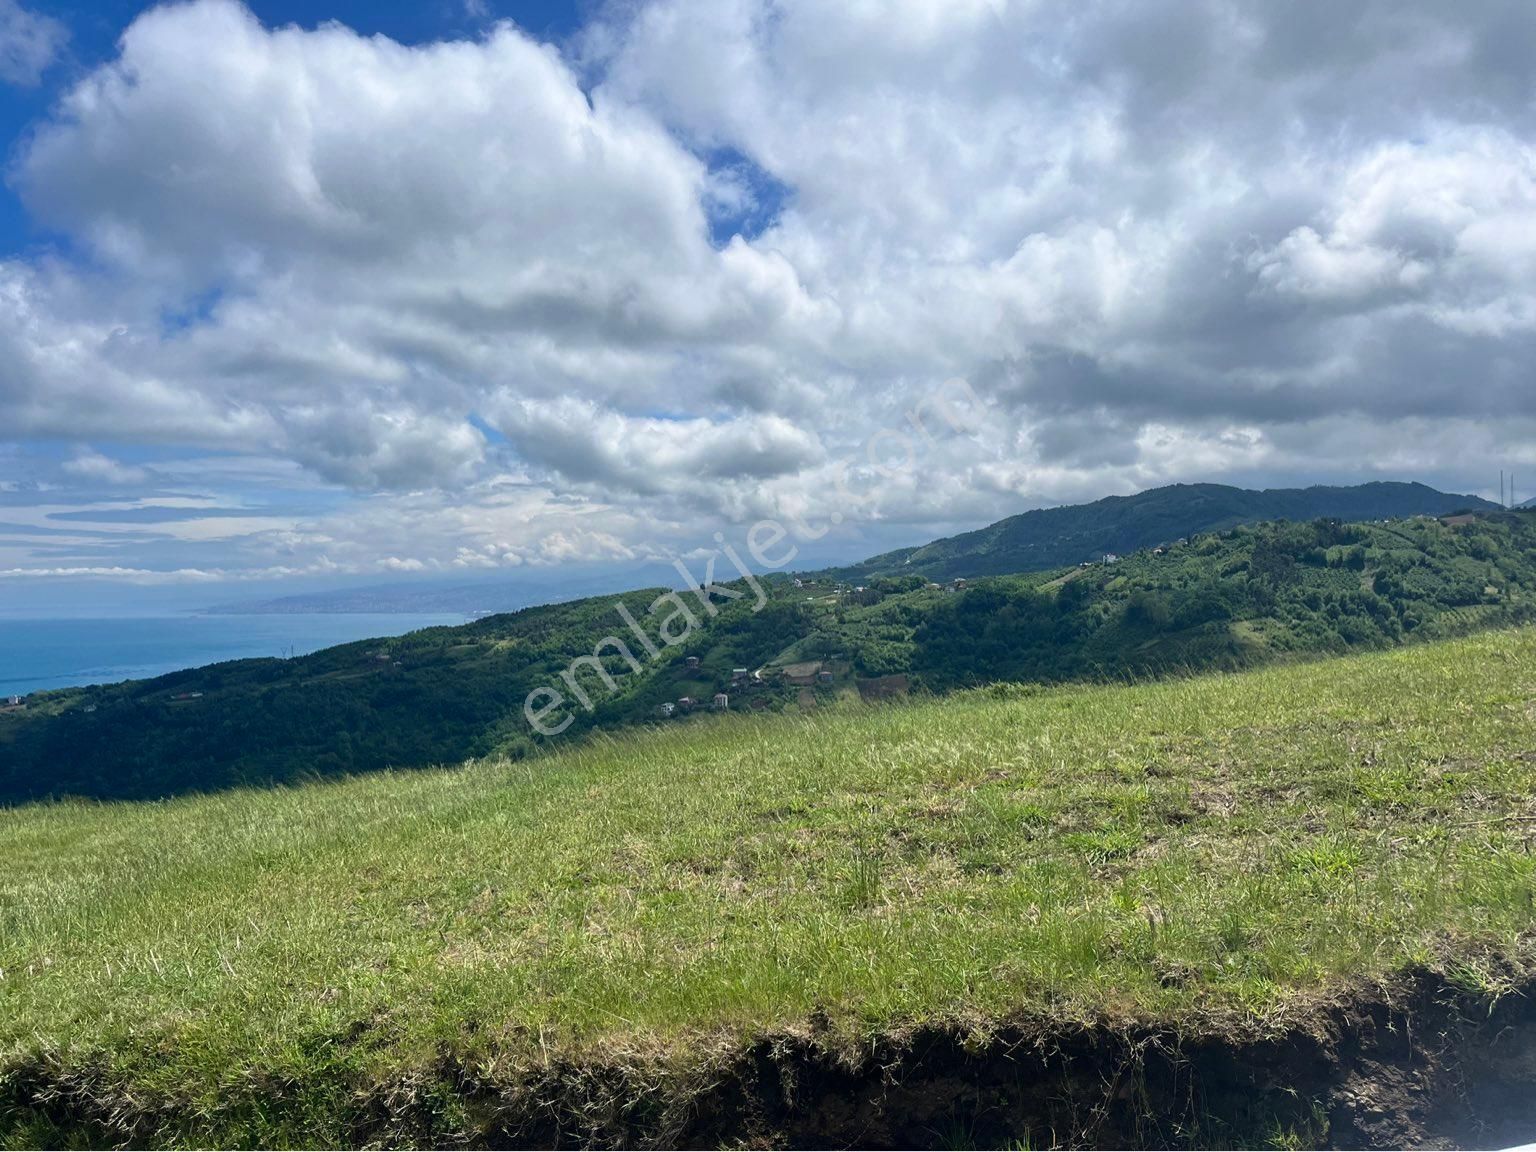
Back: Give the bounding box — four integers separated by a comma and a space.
4, 629, 1536, 1145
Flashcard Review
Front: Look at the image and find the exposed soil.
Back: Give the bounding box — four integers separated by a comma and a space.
7, 970, 1536, 1148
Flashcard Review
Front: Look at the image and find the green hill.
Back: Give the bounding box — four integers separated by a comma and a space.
834, 480, 1496, 581
3, 509, 1534, 805
4, 629, 1536, 1148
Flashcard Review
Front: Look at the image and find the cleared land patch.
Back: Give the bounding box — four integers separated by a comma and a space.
4, 630, 1536, 1147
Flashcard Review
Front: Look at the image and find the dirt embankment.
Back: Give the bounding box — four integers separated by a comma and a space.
7, 970, 1536, 1148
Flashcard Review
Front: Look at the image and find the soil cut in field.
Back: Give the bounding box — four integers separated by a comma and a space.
7, 968, 1536, 1149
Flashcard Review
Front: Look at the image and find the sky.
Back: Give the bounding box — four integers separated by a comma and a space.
1, 0, 1534, 610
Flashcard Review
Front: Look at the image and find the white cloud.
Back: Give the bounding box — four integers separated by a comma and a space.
10, 0, 810, 490
0, 0, 64, 86
3, 0, 1536, 579
60, 450, 150, 486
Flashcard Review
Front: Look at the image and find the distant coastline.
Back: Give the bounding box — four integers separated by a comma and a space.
0, 613, 465, 695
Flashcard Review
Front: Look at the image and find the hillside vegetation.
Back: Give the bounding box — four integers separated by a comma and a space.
1, 508, 1533, 804
3, 629, 1536, 1147
836, 480, 1495, 581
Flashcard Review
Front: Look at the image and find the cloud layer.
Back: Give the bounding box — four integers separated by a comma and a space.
0, 0, 65, 86
2, 0, 1535, 582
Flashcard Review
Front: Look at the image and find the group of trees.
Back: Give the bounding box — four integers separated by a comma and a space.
911, 515, 1536, 690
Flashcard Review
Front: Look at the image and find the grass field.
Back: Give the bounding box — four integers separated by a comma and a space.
5, 629, 1536, 1146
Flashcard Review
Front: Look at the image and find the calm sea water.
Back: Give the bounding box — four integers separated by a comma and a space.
0, 614, 466, 694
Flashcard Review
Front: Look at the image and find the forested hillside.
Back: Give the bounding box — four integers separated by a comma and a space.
2, 509, 1531, 805
835, 480, 1495, 581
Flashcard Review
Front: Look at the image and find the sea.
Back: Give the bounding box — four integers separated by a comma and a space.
0, 614, 467, 695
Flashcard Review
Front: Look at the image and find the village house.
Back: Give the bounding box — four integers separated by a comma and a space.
5, 695, 22, 707
713, 693, 730, 711
657, 702, 676, 718
685, 656, 700, 670
677, 696, 697, 711
783, 661, 821, 687
731, 667, 750, 684
817, 670, 834, 684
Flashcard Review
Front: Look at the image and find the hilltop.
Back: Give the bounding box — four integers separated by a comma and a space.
210, 481, 1497, 613
2, 508, 1533, 804
834, 481, 1496, 581
3, 630, 1536, 1148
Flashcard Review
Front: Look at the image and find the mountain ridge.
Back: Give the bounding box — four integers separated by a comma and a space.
3, 500, 1533, 806
206, 482, 1500, 614
833, 480, 1497, 581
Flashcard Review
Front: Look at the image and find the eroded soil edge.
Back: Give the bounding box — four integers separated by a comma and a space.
7, 969, 1536, 1148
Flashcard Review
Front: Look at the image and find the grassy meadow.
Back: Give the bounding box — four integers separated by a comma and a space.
4, 628, 1536, 1145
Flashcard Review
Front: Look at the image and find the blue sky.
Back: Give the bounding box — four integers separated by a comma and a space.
1, 0, 1533, 611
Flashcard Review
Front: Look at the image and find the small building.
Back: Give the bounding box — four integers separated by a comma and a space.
731, 667, 750, 684
677, 696, 697, 711
817, 670, 834, 684
4, 695, 22, 707
783, 660, 822, 687
1103, 553, 1121, 565
713, 693, 730, 711
657, 702, 676, 718
685, 656, 701, 670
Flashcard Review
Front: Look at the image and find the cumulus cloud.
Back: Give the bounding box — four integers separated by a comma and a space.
10, 0, 811, 492
0, 0, 64, 86
492, 397, 824, 499
60, 450, 150, 486
3, 0, 1536, 580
